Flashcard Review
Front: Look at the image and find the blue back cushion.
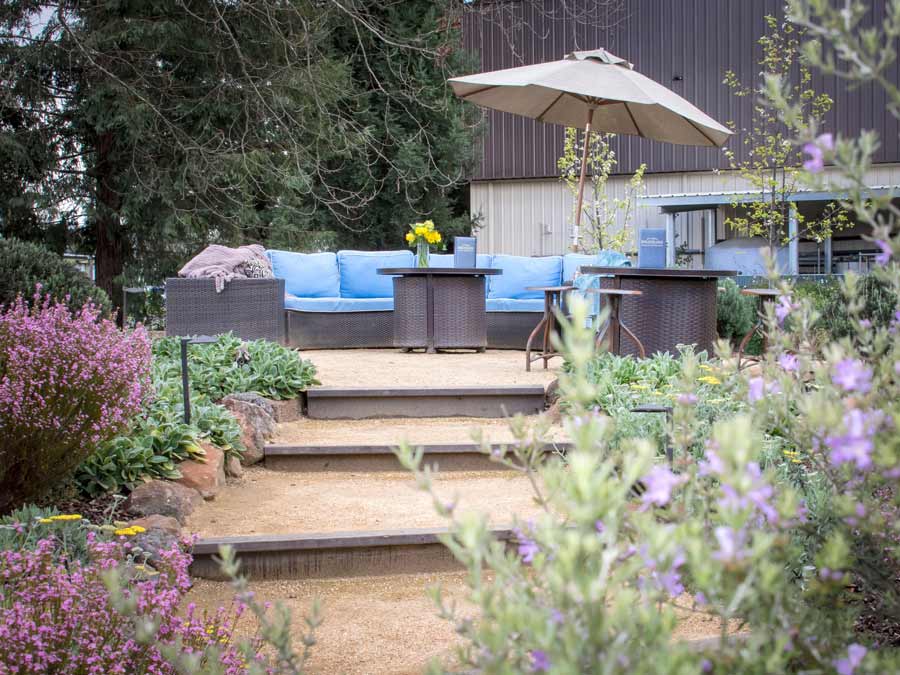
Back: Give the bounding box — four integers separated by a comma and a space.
488, 255, 562, 299
563, 251, 631, 281
338, 250, 414, 298
267, 250, 339, 298
428, 253, 493, 268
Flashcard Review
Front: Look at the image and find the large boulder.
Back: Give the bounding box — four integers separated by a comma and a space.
125, 480, 202, 524
175, 443, 226, 500
221, 394, 277, 466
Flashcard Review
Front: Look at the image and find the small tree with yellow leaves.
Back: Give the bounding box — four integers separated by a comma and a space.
557, 129, 646, 253
723, 15, 848, 260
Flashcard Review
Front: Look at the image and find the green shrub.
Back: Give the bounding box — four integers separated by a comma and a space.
716, 278, 756, 343
0, 238, 111, 314
793, 275, 897, 339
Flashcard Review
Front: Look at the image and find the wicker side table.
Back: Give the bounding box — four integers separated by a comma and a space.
377, 268, 501, 353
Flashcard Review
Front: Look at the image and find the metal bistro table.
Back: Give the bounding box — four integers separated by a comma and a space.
580, 267, 737, 357
377, 267, 501, 353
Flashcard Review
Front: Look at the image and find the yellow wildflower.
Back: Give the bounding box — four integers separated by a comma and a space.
38, 518, 53, 524
629, 383, 651, 390
405, 232, 415, 243
697, 375, 721, 386
415, 225, 426, 236
433, 232, 441, 243
50, 514, 82, 521
114, 525, 146, 537
423, 219, 435, 229
698, 364, 715, 372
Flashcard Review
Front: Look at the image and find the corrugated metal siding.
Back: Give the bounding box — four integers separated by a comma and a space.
463, 0, 900, 179
472, 164, 900, 255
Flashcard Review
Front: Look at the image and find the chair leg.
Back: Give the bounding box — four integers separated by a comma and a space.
525, 295, 551, 371
620, 321, 646, 358
736, 322, 762, 370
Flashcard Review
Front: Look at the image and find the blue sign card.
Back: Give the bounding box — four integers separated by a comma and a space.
638, 228, 667, 268
454, 236, 477, 268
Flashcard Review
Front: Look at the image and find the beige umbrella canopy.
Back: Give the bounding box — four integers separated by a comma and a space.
449, 49, 732, 245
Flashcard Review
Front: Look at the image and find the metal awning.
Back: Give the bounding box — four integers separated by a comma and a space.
639, 186, 899, 212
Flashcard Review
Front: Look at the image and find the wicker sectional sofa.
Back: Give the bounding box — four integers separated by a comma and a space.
166, 249, 630, 349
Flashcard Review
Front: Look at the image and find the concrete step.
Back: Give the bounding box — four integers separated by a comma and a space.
305, 385, 547, 420
265, 416, 569, 472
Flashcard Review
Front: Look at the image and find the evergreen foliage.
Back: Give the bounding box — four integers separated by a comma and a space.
0, 1, 479, 299
0, 238, 111, 315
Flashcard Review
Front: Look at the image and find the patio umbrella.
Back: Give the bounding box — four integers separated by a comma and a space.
448, 49, 732, 246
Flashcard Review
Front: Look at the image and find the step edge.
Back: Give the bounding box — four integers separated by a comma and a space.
192, 526, 514, 555
307, 385, 547, 398
264, 442, 572, 456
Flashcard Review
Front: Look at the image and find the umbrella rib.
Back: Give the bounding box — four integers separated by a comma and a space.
684, 117, 721, 147
624, 103, 644, 138
458, 84, 501, 99
535, 91, 566, 123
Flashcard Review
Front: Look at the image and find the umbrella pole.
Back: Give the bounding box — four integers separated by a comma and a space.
573, 108, 594, 251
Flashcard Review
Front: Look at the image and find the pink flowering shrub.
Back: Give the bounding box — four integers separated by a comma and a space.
0, 293, 152, 512
0, 534, 261, 674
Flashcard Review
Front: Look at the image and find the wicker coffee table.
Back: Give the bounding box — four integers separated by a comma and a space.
377, 267, 501, 353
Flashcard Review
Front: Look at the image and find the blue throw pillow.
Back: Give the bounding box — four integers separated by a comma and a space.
267, 250, 339, 298
562, 251, 630, 281
488, 255, 562, 299
338, 250, 414, 298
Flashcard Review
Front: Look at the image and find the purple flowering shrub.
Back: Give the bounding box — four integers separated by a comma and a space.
396, 293, 900, 673
0, 293, 152, 512
0, 534, 264, 674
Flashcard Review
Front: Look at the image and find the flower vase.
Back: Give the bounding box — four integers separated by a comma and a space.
416, 240, 429, 268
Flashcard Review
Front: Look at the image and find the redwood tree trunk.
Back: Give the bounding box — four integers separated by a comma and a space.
92, 131, 125, 316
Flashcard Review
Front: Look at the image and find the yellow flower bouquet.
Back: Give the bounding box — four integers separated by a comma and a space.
405, 220, 442, 267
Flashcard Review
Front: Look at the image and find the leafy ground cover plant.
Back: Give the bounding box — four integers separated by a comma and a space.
579, 348, 747, 458
76, 334, 317, 497
152, 334, 319, 401
0, 294, 151, 513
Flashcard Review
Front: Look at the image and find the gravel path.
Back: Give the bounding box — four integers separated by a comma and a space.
300, 349, 559, 388
187, 575, 741, 675
186, 467, 543, 537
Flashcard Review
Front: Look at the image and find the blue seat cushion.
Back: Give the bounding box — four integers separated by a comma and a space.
563, 251, 631, 281
488, 255, 562, 299
486, 298, 545, 313
337, 250, 414, 298
428, 253, 493, 268
268, 250, 339, 298
284, 295, 393, 312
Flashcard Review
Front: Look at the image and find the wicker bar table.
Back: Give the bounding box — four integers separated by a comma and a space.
579, 267, 736, 357
377, 267, 501, 353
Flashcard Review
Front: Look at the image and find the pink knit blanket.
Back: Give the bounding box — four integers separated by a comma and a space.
178, 244, 270, 292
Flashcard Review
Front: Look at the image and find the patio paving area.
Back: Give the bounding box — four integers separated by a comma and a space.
299, 349, 559, 388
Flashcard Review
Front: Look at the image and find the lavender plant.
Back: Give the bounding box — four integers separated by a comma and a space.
396, 293, 900, 673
